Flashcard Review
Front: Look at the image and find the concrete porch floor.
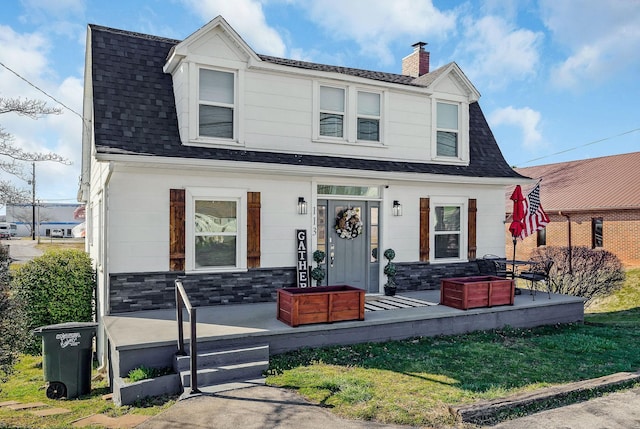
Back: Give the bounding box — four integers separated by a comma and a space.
104, 289, 585, 379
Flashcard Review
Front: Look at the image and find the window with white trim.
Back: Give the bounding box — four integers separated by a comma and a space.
186, 188, 246, 272
436, 102, 459, 157
199, 69, 235, 139
319, 86, 345, 138
357, 91, 380, 142
431, 199, 467, 261
315, 84, 384, 144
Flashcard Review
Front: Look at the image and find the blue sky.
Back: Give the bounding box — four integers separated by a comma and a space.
0, 0, 638, 205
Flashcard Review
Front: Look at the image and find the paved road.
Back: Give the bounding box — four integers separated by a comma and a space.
490, 387, 640, 429
137, 385, 640, 429
3, 238, 44, 263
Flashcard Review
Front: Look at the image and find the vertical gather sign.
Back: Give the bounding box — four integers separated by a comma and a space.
296, 229, 309, 288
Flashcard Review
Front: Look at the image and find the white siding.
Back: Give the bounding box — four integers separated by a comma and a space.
104, 166, 508, 274
166, 24, 476, 166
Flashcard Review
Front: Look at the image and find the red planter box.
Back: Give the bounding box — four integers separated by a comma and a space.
440, 276, 514, 310
277, 285, 365, 327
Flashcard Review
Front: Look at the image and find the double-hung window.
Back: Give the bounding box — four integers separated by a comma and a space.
436, 102, 459, 157
357, 91, 380, 142
319, 86, 345, 138
187, 188, 247, 272
433, 204, 462, 259
199, 69, 234, 139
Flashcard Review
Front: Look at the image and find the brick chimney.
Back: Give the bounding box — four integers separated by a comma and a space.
402, 42, 430, 77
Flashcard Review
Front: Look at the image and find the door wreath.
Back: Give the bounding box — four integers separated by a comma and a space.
335, 208, 363, 239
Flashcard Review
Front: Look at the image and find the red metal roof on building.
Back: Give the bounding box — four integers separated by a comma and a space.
514, 151, 640, 212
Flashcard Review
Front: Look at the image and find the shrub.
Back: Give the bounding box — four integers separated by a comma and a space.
530, 246, 625, 306
127, 365, 173, 383
12, 249, 95, 355
0, 244, 24, 383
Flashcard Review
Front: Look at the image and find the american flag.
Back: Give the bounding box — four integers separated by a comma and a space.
521, 182, 549, 239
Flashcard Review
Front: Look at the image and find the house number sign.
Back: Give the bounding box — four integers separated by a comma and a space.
296, 229, 309, 288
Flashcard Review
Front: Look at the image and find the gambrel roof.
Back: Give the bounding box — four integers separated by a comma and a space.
88, 24, 523, 179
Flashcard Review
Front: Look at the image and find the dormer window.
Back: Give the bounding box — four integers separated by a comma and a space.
436, 102, 459, 157
319, 86, 345, 138
199, 69, 235, 139
357, 91, 380, 142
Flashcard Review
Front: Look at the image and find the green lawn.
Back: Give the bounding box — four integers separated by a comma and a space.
266, 268, 640, 427
2, 269, 637, 428
585, 267, 640, 325
0, 355, 175, 429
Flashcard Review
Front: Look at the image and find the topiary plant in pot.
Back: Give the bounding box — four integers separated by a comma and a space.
383, 248, 397, 296
310, 250, 326, 286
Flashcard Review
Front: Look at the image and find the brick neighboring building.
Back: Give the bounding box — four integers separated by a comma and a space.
506, 151, 640, 268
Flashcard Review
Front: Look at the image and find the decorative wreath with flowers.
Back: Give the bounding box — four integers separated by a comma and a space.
335, 208, 363, 239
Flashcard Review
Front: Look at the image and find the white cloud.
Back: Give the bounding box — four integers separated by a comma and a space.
18, 0, 86, 41
456, 15, 543, 89
0, 24, 82, 202
180, 0, 287, 57
0, 25, 51, 87
541, 0, 640, 89
299, 0, 457, 66
489, 106, 543, 150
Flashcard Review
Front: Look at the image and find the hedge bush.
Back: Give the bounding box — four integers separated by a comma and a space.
0, 244, 24, 382
12, 249, 95, 355
529, 246, 625, 306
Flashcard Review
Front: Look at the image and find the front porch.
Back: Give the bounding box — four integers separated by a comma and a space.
104, 289, 584, 386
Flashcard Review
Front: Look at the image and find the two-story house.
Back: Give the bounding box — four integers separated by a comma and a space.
80, 16, 525, 362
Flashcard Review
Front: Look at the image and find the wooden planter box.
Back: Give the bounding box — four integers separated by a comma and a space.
277, 285, 365, 327
440, 276, 514, 310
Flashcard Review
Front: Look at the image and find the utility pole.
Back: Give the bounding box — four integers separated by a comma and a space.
31, 161, 36, 240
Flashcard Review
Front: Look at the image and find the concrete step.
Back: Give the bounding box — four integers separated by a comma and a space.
175, 344, 269, 372
176, 344, 270, 389
181, 360, 269, 388
180, 378, 266, 398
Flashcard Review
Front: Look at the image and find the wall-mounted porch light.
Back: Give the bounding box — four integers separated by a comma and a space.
297, 197, 308, 215
392, 200, 403, 216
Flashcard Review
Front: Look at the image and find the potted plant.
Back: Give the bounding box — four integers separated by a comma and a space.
310, 250, 326, 286
383, 248, 397, 296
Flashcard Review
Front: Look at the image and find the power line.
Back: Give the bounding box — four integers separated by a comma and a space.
0, 61, 83, 120
518, 127, 640, 166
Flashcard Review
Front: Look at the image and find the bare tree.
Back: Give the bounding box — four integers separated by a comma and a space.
0, 97, 69, 207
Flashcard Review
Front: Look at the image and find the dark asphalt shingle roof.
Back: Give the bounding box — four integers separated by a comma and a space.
89, 24, 523, 179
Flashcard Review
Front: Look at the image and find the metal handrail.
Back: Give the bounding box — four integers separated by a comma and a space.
175, 277, 200, 394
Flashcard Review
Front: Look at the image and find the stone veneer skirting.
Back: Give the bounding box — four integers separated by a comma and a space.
109, 261, 481, 314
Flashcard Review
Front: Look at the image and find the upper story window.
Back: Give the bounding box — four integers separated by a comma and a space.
319, 86, 345, 138
357, 91, 380, 142
315, 83, 384, 144
436, 102, 459, 157
199, 69, 235, 139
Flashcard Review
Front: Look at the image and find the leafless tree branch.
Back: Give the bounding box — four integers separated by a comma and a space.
0, 97, 62, 118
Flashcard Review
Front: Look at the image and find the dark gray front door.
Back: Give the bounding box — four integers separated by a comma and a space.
321, 200, 379, 293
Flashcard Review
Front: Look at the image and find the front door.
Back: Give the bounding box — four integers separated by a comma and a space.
317, 200, 379, 293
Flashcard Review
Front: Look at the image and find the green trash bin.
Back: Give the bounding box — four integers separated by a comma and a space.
33, 322, 97, 399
